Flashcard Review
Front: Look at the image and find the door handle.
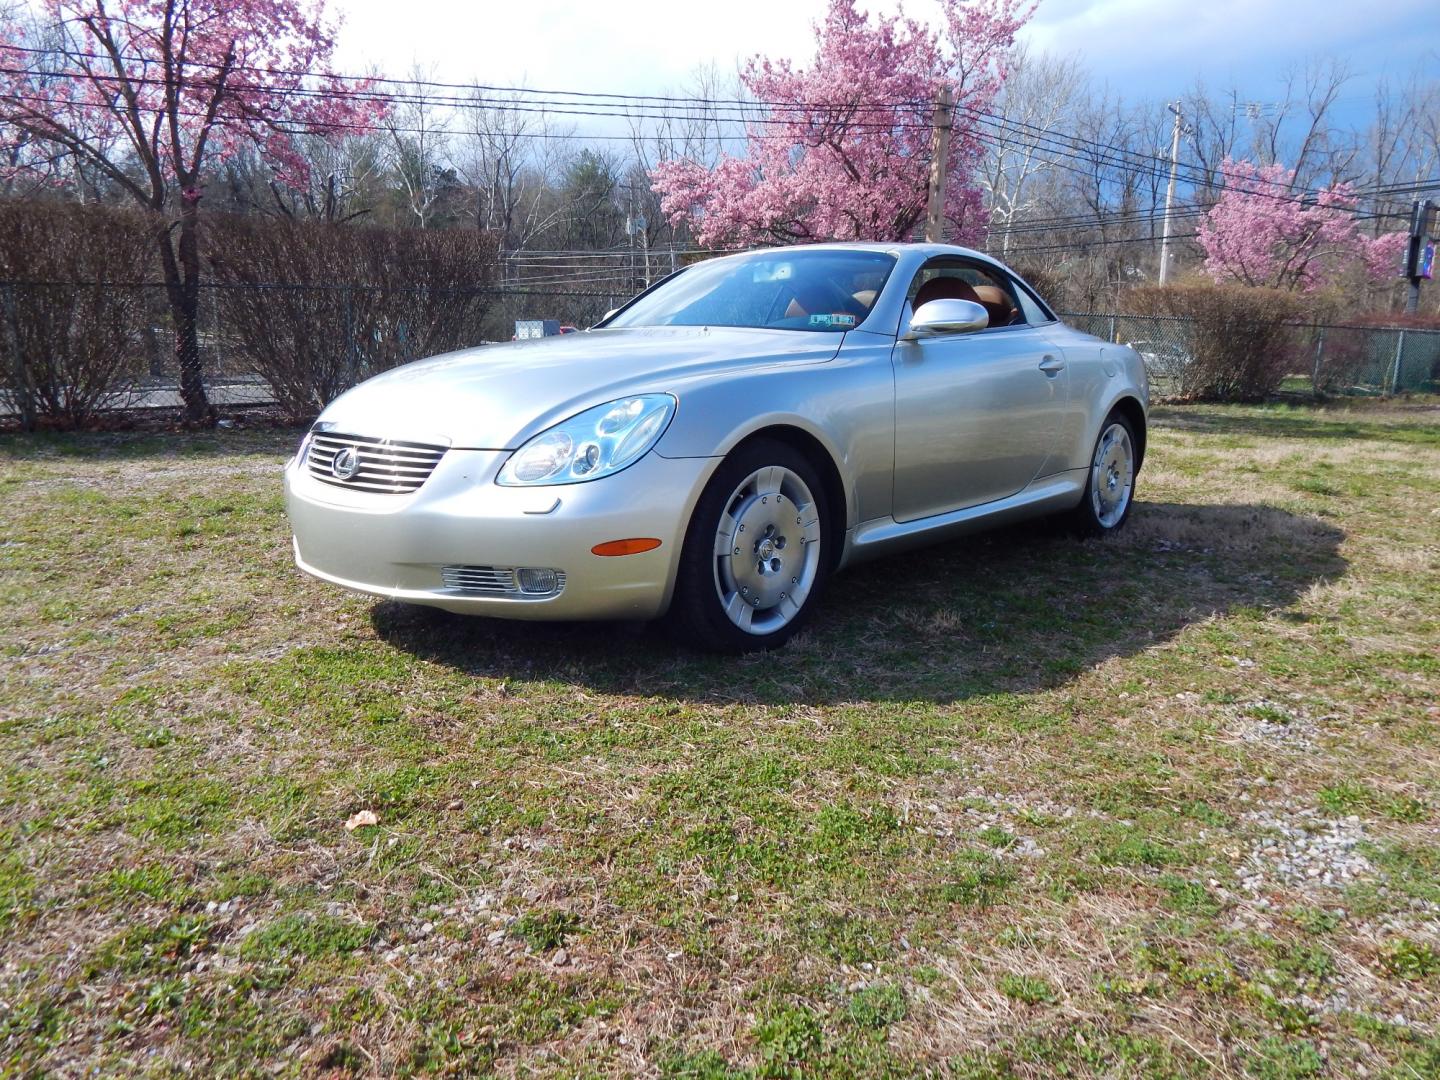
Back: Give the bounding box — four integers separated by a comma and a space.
1038, 355, 1065, 375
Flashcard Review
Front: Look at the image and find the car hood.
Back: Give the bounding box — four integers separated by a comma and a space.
316, 325, 844, 448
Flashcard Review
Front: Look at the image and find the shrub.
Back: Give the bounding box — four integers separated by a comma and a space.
1123, 283, 1307, 401
1007, 259, 1067, 311
205, 218, 500, 421
0, 201, 154, 429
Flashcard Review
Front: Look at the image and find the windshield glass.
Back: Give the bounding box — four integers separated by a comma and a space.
607, 249, 896, 333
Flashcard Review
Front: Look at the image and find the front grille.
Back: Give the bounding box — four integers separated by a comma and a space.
306, 432, 447, 494
441, 565, 566, 597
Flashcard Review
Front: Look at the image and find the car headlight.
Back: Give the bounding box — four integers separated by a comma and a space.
496, 394, 676, 486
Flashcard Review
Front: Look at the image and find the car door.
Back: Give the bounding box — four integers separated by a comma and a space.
890, 262, 1068, 523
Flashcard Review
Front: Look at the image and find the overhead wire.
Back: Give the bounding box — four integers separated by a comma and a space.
3, 44, 1431, 251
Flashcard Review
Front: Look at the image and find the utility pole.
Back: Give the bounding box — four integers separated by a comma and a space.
1403, 198, 1435, 315
1158, 101, 1183, 286
627, 175, 638, 292
924, 85, 955, 243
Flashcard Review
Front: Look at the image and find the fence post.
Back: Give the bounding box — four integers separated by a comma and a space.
1311, 326, 1325, 395
2, 283, 36, 432
344, 287, 358, 388
1391, 329, 1406, 395
1108, 314, 1118, 342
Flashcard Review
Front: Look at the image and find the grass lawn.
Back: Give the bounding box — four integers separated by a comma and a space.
2, 402, 1438, 1077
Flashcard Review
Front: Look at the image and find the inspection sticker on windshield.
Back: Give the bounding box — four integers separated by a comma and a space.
809, 313, 856, 328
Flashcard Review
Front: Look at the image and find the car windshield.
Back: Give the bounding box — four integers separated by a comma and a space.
606, 250, 896, 333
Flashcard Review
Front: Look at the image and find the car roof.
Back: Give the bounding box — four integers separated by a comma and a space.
710, 240, 1006, 269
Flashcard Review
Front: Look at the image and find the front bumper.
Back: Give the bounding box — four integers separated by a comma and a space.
284, 448, 718, 620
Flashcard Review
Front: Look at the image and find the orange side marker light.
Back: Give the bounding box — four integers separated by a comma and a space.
591, 538, 662, 557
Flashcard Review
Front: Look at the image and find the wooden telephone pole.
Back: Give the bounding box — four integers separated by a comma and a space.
924, 86, 955, 243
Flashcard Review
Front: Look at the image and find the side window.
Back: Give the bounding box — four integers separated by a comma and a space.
1012, 282, 1055, 325
904, 261, 1025, 330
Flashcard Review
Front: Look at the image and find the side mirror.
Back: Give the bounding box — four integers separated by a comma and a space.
902, 298, 989, 340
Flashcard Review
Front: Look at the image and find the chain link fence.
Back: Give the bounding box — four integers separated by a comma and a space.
5, 282, 1438, 427
1, 281, 626, 425
1064, 312, 1440, 398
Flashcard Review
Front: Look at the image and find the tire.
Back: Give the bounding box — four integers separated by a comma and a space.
669, 438, 831, 652
1069, 410, 1138, 536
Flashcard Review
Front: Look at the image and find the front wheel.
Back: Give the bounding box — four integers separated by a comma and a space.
1070, 412, 1137, 535
669, 439, 830, 652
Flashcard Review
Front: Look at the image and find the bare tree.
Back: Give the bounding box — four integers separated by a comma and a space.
1181, 81, 1241, 199
384, 65, 453, 229
455, 86, 573, 251
627, 63, 747, 263
217, 133, 386, 223
1229, 58, 1356, 187
982, 43, 1084, 256
1360, 67, 1440, 236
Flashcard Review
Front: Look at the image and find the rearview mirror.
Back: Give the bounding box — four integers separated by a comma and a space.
902, 298, 988, 340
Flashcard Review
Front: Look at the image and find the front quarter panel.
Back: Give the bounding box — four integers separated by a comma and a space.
654, 329, 897, 531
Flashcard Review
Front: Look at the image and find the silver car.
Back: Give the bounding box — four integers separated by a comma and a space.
284, 243, 1147, 651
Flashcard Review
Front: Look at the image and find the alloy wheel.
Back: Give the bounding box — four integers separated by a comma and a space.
711, 465, 823, 634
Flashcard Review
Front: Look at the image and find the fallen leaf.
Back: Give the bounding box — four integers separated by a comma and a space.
345, 810, 378, 831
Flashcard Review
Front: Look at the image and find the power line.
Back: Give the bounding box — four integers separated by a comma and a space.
5, 47, 1434, 223
990, 185, 1434, 237
997, 231, 1202, 256
0, 42, 935, 115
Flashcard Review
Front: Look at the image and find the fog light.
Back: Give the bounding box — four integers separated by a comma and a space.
517, 567, 564, 594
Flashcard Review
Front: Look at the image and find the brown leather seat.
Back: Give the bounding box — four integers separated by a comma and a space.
972, 285, 1019, 327
913, 276, 983, 311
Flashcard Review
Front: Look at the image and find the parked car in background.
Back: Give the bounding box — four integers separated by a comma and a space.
285, 243, 1148, 651
1129, 338, 1192, 383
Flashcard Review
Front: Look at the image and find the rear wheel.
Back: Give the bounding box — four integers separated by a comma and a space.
1070, 411, 1137, 535
669, 439, 830, 652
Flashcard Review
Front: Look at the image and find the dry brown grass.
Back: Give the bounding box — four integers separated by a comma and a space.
1, 405, 1438, 1076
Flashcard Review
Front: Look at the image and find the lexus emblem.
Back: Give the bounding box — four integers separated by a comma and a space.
331, 447, 360, 481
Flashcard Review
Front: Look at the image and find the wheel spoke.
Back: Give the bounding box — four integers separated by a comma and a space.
724, 591, 754, 631
713, 512, 739, 557
755, 466, 783, 496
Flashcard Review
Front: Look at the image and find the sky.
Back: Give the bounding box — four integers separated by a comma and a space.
331, 0, 1440, 115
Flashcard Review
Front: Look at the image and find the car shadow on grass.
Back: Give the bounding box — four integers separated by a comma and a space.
370, 501, 1346, 706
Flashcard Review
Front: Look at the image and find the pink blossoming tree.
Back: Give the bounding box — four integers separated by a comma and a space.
0, 0, 384, 420
1196, 159, 1407, 293
651, 0, 1031, 248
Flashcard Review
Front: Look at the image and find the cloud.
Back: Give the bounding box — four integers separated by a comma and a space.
326, 0, 1439, 140
1018, 0, 1438, 95
332, 0, 822, 94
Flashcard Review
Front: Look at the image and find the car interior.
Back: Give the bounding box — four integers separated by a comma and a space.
905, 264, 1025, 330
620, 251, 898, 333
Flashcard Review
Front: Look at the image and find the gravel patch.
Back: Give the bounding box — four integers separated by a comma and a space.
1237, 809, 1372, 896
1226, 697, 1327, 748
